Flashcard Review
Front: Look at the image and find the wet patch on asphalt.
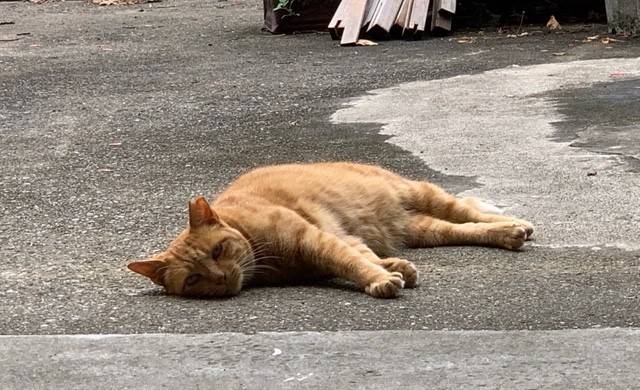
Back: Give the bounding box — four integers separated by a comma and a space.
548, 78, 640, 173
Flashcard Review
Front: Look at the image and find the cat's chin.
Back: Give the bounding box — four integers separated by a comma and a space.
176, 287, 241, 299
227, 280, 242, 296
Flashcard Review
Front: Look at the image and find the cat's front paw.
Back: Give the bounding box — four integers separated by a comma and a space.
379, 258, 419, 288
364, 272, 404, 298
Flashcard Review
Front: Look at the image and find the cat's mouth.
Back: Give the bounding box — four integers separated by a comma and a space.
227, 285, 242, 296
227, 273, 243, 296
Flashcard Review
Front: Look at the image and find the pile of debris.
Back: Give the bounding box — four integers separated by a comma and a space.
329, 0, 456, 45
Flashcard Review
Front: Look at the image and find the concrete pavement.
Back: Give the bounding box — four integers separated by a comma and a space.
2, 328, 639, 389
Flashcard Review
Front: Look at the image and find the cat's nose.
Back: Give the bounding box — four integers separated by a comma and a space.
207, 267, 225, 282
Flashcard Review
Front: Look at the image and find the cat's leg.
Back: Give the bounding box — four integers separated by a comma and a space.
405, 215, 527, 250
275, 212, 405, 298
458, 197, 533, 240
344, 236, 419, 288
408, 181, 534, 238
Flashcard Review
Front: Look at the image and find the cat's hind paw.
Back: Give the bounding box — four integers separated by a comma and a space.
365, 272, 404, 298
514, 219, 534, 240
378, 258, 419, 288
501, 217, 534, 240
488, 223, 528, 250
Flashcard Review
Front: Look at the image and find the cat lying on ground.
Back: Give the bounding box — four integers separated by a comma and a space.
128, 162, 533, 298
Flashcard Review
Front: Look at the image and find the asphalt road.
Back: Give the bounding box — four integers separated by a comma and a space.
1, 0, 640, 337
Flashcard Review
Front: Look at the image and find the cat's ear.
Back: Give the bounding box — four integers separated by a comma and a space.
127, 259, 167, 286
188, 196, 220, 229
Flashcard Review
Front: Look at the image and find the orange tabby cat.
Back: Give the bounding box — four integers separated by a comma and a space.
128, 162, 533, 298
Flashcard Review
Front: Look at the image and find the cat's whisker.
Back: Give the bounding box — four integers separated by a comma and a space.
250, 242, 270, 251
249, 239, 269, 248
251, 249, 271, 258
246, 266, 279, 278
249, 248, 271, 259
237, 253, 260, 280
235, 242, 280, 276
251, 264, 279, 272
253, 255, 282, 262
249, 240, 274, 253
241, 261, 255, 270
238, 250, 257, 264
237, 248, 253, 261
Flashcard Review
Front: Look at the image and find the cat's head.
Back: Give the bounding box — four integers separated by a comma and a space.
127, 196, 253, 298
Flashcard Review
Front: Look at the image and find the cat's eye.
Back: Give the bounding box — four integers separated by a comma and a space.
184, 274, 201, 287
211, 243, 223, 260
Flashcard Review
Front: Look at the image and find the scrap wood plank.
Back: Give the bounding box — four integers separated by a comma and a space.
431, 0, 454, 31
438, 0, 456, 15
432, 14, 453, 31
336, 0, 370, 45
363, 0, 382, 28
402, 0, 414, 33
394, 0, 413, 32
408, 0, 429, 32
367, 0, 403, 32
328, 0, 351, 39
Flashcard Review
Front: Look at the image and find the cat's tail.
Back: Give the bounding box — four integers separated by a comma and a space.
460, 197, 504, 215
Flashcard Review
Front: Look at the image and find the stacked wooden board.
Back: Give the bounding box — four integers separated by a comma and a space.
329, 0, 456, 45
